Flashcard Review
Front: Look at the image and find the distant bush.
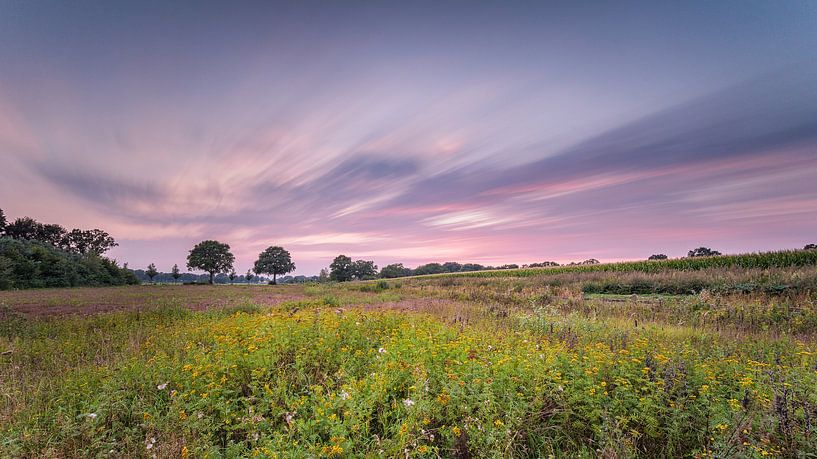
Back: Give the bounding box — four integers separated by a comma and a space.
648, 254, 668, 260
0, 237, 137, 290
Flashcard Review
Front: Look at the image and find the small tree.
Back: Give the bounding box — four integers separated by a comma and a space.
228, 269, 237, 284
319, 268, 330, 283
187, 240, 235, 284
145, 263, 159, 283
330, 255, 354, 282
581, 259, 600, 265
253, 246, 295, 285
171, 264, 182, 283
648, 254, 668, 260
687, 247, 721, 258
245, 269, 254, 284
804, 244, 816, 250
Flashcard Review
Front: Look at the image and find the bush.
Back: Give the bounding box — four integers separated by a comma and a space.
0, 237, 137, 290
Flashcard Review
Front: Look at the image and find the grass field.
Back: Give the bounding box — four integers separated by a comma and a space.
2, 269, 816, 457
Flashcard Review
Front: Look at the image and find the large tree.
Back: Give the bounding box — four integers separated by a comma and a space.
5, 217, 40, 240
64, 229, 118, 254
187, 240, 235, 284
329, 255, 354, 282
351, 259, 378, 280
253, 246, 295, 284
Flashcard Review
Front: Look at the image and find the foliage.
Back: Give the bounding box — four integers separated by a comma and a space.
0, 208, 6, 234
253, 246, 295, 284
648, 254, 668, 260
0, 237, 137, 290
351, 259, 377, 280
245, 269, 254, 284
145, 263, 159, 282
688, 247, 722, 257
805, 243, 816, 250
330, 255, 354, 282
380, 263, 412, 278
187, 240, 235, 284
413, 249, 817, 279
2, 294, 815, 457
4, 216, 117, 255
171, 264, 182, 283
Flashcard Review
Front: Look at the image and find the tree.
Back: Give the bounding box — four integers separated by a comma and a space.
5, 217, 40, 240
319, 267, 330, 283
330, 255, 354, 282
187, 240, 235, 284
253, 246, 295, 285
351, 259, 377, 280
380, 263, 412, 278
687, 247, 721, 258
228, 269, 237, 284
245, 269, 254, 284
648, 254, 668, 260
0, 208, 6, 235
171, 264, 182, 283
63, 229, 117, 254
414, 263, 445, 275
581, 259, 600, 265
145, 263, 159, 283
804, 244, 816, 250
442, 262, 462, 273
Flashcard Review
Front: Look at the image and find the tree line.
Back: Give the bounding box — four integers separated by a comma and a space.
0, 208, 136, 290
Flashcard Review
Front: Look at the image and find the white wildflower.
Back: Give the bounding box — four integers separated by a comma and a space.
157, 382, 168, 390
378, 347, 386, 354
403, 398, 415, 407
340, 390, 350, 400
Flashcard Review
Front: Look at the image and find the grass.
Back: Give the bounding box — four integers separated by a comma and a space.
1, 267, 816, 457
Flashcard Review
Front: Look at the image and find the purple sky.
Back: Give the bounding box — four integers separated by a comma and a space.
1, 1, 816, 275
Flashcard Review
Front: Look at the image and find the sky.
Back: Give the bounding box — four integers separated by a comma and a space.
1, 1, 816, 275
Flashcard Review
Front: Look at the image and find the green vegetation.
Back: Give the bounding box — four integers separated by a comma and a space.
2, 260, 816, 457
253, 246, 295, 285
413, 249, 817, 279
0, 238, 136, 290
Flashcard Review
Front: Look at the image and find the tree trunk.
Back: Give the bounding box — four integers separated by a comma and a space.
209, 271, 214, 284
273, 273, 277, 285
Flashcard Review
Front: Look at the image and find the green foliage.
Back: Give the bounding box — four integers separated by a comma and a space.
253, 246, 295, 284
351, 259, 377, 280
171, 264, 182, 282
416, 249, 817, 279
380, 263, 412, 278
648, 254, 668, 260
187, 240, 235, 284
0, 237, 137, 290
330, 255, 353, 281
3, 304, 814, 457
0, 208, 6, 234
145, 263, 159, 282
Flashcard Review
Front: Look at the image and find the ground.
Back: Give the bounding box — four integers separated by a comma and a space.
1, 273, 816, 457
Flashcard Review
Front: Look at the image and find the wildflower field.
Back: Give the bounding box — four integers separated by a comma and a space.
2, 267, 816, 457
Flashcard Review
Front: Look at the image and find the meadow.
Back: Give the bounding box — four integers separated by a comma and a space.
2, 262, 816, 458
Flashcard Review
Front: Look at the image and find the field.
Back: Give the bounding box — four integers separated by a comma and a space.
2, 264, 817, 458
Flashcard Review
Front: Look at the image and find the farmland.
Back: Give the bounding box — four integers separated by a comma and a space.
2, 262, 817, 457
